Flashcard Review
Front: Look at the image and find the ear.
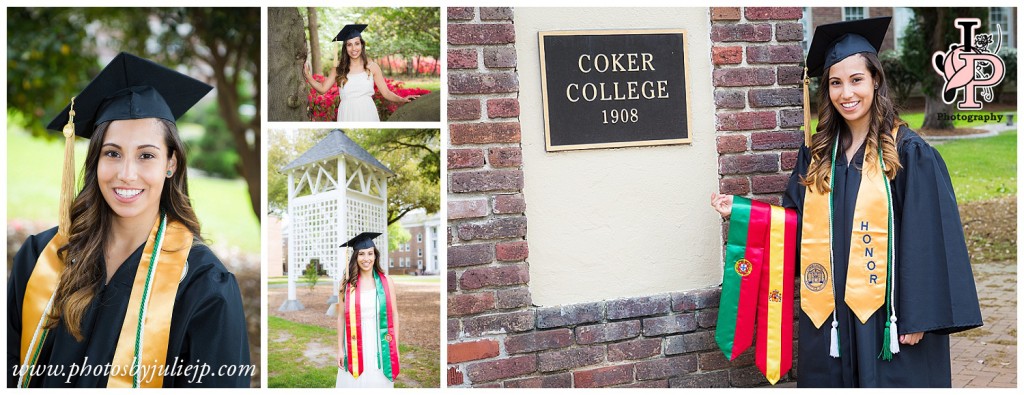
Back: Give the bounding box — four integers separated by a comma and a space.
167, 151, 177, 177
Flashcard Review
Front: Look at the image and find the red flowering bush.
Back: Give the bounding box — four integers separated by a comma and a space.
307, 74, 339, 121
372, 78, 431, 121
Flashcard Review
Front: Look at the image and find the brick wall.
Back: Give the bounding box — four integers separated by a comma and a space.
447, 7, 803, 388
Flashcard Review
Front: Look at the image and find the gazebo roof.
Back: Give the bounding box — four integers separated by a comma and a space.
281, 130, 394, 175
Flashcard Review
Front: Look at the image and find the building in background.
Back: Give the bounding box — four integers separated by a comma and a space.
388, 208, 440, 275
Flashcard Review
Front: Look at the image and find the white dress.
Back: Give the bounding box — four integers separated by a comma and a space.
336, 281, 394, 388
336, 72, 381, 122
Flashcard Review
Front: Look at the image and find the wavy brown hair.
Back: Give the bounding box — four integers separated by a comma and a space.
46, 119, 202, 341
343, 247, 382, 289
801, 52, 904, 193
335, 37, 370, 88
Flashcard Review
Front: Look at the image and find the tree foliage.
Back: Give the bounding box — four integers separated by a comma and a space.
299, 7, 439, 76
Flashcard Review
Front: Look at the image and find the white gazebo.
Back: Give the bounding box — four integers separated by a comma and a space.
279, 130, 393, 313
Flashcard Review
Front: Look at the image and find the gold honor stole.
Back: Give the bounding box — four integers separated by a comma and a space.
716, 197, 796, 384
18, 213, 192, 388
801, 141, 891, 328
343, 270, 400, 381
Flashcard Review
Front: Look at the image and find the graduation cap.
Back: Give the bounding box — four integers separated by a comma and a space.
801, 17, 891, 145
333, 24, 368, 42
340, 232, 382, 250
46, 52, 212, 239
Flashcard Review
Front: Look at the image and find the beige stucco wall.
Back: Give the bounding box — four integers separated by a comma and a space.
516, 8, 722, 306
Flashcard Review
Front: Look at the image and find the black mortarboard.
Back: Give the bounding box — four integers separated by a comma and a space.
340, 232, 382, 250
805, 17, 891, 78
333, 24, 368, 42
45, 52, 213, 137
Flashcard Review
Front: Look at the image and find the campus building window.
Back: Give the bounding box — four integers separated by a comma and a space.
418, 248, 423, 257
990, 7, 1014, 48
843, 7, 867, 21
417, 233, 423, 242
893, 7, 914, 54
389, 258, 394, 268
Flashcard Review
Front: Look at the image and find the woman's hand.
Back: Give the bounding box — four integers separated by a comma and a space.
338, 355, 345, 368
900, 332, 924, 345
301, 61, 312, 83
710, 192, 734, 218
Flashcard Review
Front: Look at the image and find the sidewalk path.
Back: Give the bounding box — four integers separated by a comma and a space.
950, 259, 1017, 388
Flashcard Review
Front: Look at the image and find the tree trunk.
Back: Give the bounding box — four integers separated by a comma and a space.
922, 80, 955, 129
268, 7, 310, 121
307, 7, 321, 74
921, 8, 955, 130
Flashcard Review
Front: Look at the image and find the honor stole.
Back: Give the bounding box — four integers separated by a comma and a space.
716, 196, 797, 384
18, 213, 192, 388
343, 270, 400, 381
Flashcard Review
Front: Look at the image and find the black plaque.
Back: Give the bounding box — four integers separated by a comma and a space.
539, 30, 691, 151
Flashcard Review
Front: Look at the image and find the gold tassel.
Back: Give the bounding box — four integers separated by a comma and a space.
58, 97, 76, 239
803, 67, 812, 147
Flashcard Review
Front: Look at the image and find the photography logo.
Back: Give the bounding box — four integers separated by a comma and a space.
932, 18, 1006, 110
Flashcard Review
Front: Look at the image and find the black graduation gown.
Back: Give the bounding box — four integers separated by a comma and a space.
7, 226, 251, 388
783, 126, 983, 387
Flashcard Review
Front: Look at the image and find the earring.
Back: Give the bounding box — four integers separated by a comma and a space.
166, 170, 173, 177
874, 84, 879, 90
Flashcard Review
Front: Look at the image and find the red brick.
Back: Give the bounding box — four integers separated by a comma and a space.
460, 263, 529, 290
457, 216, 528, 241
713, 68, 775, 87
716, 135, 748, 154
449, 48, 478, 69
710, 7, 741, 21
719, 176, 751, 195
465, 354, 537, 383
483, 47, 517, 68
488, 147, 522, 168
776, 22, 805, 41
448, 366, 463, 386
781, 151, 800, 170
450, 122, 521, 145
607, 338, 662, 362
780, 108, 806, 128
752, 173, 790, 194
697, 350, 730, 371
778, 65, 805, 85
537, 345, 606, 372
493, 194, 526, 214
495, 287, 531, 309
711, 24, 772, 43
486, 98, 520, 118
450, 170, 524, 193
505, 328, 573, 354
576, 320, 641, 344
480, 7, 513, 20
754, 194, 783, 206
448, 7, 475, 21
448, 149, 485, 170
503, 373, 572, 388
448, 243, 494, 268
448, 318, 460, 341
747, 44, 804, 64
664, 331, 716, 355
449, 198, 488, 219
751, 130, 803, 150
463, 310, 536, 337
730, 364, 770, 386
670, 370, 730, 388
719, 153, 780, 175
671, 288, 720, 311
449, 339, 500, 363
574, 364, 635, 388
619, 380, 668, 388
745, 7, 803, 21
641, 314, 697, 336
450, 72, 519, 94
635, 354, 697, 380
607, 295, 670, 320
496, 241, 529, 261
448, 270, 457, 292
448, 99, 481, 121
717, 111, 777, 131
449, 291, 496, 316
712, 46, 743, 65
714, 90, 745, 110
696, 308, 718, 328
448, 24, 516, 45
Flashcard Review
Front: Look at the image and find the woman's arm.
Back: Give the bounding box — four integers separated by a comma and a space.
387, 276, 400, 354
337, 286, 346, 368
302, 60, 337, 95
369, 62, 415, 103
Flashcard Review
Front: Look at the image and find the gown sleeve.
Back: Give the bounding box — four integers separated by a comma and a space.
892, 133, 983, 335
7, 227, 57, 389
172, 246, 252, 387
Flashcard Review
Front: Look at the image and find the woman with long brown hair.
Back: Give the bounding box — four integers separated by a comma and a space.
7, 53, 250, 388
335, 232, 400, 388
302, 24, 418, 122
710, 17, 981, 387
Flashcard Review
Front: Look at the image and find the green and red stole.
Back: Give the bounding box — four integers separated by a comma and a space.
342, 270, 400, 381
715, 196, 797, 384
18, 213, 192, 388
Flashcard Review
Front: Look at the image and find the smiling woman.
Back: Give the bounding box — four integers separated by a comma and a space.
7, 53, 251, 388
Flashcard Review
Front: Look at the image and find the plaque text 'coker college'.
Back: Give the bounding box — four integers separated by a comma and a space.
539, 29, 692, 152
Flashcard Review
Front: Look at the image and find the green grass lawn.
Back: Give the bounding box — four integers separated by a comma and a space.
6, 124, 260, 254
399, 80, 441, 93
934, 130, 1017, 202
268, 316, 438, 388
